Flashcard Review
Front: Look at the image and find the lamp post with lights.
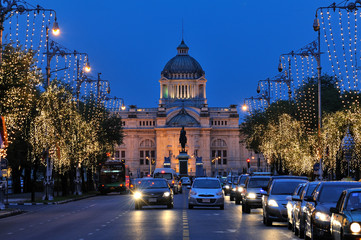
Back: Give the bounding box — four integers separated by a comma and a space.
0, 1, 59, 206
256, 73, 292, 101
312, 0, 361, 180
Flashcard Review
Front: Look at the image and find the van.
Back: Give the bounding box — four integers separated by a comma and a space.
153, 168, 181, 194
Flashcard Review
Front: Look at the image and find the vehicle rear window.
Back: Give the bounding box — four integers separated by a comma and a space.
139, 180, 168, 189
304, 183, 318, 197
193, 180, 221, 189
238, 176, 248, 185
248, 178, 270, 188
154, 173, 172, 180
319, 184, 361, 203
271, 181, 307, 195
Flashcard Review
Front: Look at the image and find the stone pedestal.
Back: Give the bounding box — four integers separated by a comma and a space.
195, 156, 204, 177
177, 152, 190, 177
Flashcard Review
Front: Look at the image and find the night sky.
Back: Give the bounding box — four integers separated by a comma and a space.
34, 0, 326, 116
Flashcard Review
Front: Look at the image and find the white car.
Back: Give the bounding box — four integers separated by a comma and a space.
188, 177, 224, 210
181, 177, 191, 185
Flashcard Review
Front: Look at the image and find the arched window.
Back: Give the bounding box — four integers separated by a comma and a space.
211, 139, 228, 168
139, 139, 156, 167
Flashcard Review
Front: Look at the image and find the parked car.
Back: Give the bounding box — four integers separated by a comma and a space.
292, 181, 320, 238
286, 182, 306, 230
133, 178, 174, 210
234, 174, 249, 204
330, 188, 361, 240
181, 177, 191, 185
188, 177, 224, 210
262, 178, 308, 226
304, 181, 361, 240
241, 175, 271, 213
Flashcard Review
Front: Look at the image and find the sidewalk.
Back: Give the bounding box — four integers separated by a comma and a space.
0, 191, 98, 218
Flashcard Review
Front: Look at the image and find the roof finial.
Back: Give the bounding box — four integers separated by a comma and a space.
181, 18, 184, 42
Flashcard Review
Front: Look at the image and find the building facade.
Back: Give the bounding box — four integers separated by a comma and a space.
114, 40, 264, 177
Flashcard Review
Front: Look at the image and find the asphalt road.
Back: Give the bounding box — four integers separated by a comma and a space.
0, 188, 300, 240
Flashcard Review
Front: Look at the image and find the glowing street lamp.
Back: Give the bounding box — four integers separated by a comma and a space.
242, 104, 248, 112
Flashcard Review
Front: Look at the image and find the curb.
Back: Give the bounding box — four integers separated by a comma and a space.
0, 209, 24, 219
5, 194, 97, 206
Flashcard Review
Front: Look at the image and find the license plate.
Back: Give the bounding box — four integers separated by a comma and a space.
149, 198, 157, 203
110, 187, 115, 190
202, 199, 211, 203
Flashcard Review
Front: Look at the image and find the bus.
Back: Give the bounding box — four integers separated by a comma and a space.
98, 160, 130, 194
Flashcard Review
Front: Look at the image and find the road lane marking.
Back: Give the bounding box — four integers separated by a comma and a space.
183, 210, 190, 240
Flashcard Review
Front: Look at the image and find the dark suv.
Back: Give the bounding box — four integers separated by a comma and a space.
241, 175, 271, 213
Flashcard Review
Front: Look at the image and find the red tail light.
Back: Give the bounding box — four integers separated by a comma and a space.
172, 180, 175, 184
120, 184, 123, 187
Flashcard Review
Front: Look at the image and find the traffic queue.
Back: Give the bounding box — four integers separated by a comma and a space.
227, 173, 361, 240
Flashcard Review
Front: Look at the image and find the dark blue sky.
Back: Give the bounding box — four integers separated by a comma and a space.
35, 0, 326, 111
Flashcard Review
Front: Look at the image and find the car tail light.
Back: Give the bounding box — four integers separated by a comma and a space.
172, 180, 175, 184
120, 184, 123, 187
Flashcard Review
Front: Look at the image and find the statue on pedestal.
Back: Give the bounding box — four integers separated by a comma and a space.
179, 126, 187, 152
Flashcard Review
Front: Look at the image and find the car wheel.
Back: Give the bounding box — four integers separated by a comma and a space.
220, 204, 224, 210
288, 221, 292, 230
264, 215, 272, 226
167, 203, 173, 209
230, 196, 234, 201
243, 203, 251, 214
135, 202, 141, 210
235, 198, 241, 205
188, 204, 193, 209
294, 225, 299, 236
310, 223, 319, 240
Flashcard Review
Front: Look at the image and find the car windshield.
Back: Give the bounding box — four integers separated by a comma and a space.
193, 179, 221, 189
271, 181, 307, 195
248, 178, 270, 188
153, 173, 172, 180
319, 184, 361, 203
346, 192, 361, 210
182, 177, 189, 181
139, 180, 168, 189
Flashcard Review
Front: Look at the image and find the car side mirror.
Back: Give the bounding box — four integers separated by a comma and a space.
304, 196, 315, 202
292, 195, 301, 201
260, 189, 268, 195
330, 207, 338, 214
187, 185, 191, 189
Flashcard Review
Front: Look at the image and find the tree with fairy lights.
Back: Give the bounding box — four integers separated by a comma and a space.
0, 44, 42, 194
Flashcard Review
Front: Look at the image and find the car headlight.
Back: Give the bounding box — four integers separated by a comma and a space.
247, 193, 257, 199
232, 188, 236, 192
163, 192, 170, 197
134, 192, 142, 199
315, 212, 331, 222
351, 222, 361, 233
225, 185, 230, 189
238, 187, 244, 192
190, 190, 197, 196
268, 199, 279, 207
216, 191, 223, 196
